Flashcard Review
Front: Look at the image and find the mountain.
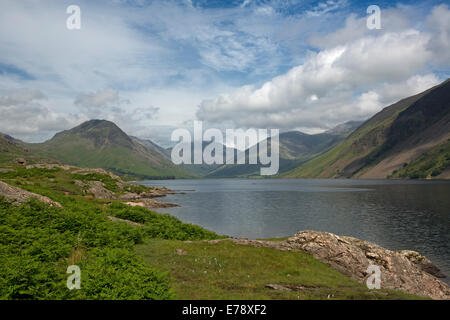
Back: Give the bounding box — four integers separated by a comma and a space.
205, 121, 362, 178
131, 136, 172, 159
283, 79, 450, 179
24, 120, 194, 179
0, 133, 53, 165
166, 141, 237, 176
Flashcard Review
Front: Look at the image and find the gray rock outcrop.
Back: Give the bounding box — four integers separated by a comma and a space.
0, 180, 62, 207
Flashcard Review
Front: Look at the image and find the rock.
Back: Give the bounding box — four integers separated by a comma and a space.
285, 231, 450, 300
209, 231, 450, 299
0, 180, 62, 208
74, 180, 87, 188
71, 168, 120, 180
118, 192, 141, 201
87, 181, 115, 199
15, 158, 27, 165
265, 284, 291, 291
123, 199, 178, 209
175, 249, 187, 255
398, 250, 447, 278
26, 163, 73, 170
106, 215, 143, 227
115, 181, 124, 191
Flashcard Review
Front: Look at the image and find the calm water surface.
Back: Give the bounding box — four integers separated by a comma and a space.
140, 179, 450, 282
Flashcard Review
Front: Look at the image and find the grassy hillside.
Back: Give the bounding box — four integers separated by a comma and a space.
25, 120, 194, 180
390, 139, 450, 179
0, 134, 52, 165
284, 79, 450, 179
0, 165, 218, 299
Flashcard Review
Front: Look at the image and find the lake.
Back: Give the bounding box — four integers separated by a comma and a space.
140, 178, 450, 283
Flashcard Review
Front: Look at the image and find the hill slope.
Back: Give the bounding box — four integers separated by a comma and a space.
206, 121, 362, 178
283, 79, 450, 179
0, 133, 53, 165
25, 120, 194, 179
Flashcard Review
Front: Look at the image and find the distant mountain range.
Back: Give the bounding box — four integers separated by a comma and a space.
283, 79, 450, 179
202, 121, 362, 178
18, 120, 194, 179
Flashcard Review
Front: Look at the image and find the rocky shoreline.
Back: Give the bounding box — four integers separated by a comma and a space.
25, 164, 180, 209
201, 231, 449, 300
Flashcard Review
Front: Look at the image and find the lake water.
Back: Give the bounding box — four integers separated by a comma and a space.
140, 178, 450, 282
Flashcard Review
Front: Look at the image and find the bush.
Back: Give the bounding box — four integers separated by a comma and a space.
107, 202, 221, 241
0, 191, 220, 300
68, 248, 172, 300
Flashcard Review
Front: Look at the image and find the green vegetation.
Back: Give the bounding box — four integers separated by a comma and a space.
0, 166, 219, 300
0, 164, 425, 300
136, 239, 422, 300
390, 139, 450, 179
25, 120, 194, 180
0, 135, 50, 165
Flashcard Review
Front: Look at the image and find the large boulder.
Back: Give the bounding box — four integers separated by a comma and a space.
286, 230, 449, 300
0, 180, 62, 207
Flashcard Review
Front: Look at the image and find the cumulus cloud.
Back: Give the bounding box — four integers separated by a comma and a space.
308, 8, 412, 49
196, 5, 448, 131
75, 89, 122, 109
425, 4, 450, 66
0, 89, 77, 141
72, 88, 160, 136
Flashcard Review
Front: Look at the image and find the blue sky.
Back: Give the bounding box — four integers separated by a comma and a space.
0, 0, 449, 145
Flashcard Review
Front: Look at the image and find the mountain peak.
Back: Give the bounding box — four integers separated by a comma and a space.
51, 119, 132, 149
74, 119, 121, 131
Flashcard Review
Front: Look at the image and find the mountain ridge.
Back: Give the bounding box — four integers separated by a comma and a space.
205, 121, 363, 178
283, 79, 450, 179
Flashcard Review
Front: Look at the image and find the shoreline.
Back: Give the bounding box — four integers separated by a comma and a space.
151, 182, 449, 300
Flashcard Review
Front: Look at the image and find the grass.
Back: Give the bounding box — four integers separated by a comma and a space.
136, 239, 423, 300
390, 139, 450, 179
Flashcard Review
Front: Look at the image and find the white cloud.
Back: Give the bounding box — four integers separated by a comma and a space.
197, 14, 445, 131
72, 88, 162, 137
75, 89, 123, 110
425, 4, 450, 66
0, 88, 78, 141
309, 8, 412, 49
306, 0, 348, 17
